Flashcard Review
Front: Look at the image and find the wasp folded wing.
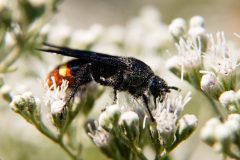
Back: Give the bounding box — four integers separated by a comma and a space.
39, 43, 129, 69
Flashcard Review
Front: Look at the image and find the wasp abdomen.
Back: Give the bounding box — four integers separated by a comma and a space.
47, 61, 79, 88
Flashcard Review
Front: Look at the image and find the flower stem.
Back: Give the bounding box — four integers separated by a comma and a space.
202, 93, 224, 118
33, 120, 78, 160
0, 47, 20, 73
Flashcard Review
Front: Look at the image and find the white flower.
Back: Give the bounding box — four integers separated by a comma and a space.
176, 38, 202, 79
153, 92, 191, 135
169, 18, 187, 38
189, 16, 205, 28
188, 27, 206, 39
219, 90, 236, 107
88, 127, 111, 147
44, 77, 69, 114
178, 114, 198, 134
200, 71, 218, 91
204, 32, 239, 75
118, 111, 139, 127
201, 118, 221, 144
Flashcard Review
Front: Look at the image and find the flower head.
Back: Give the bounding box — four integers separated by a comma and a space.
204, 32, 239, 76
153, 92, 192, 136
176, 38, 202, 80
44, 77, 69, 114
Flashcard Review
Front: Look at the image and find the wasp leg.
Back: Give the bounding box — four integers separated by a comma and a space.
142, 94, 155, 122
113, 89, 117, 104
64, 63, 93, 107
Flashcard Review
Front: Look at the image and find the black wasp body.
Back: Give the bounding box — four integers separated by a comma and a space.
40, 43, 178, 121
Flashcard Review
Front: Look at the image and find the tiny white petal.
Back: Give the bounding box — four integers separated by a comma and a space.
51, 100, 65, 114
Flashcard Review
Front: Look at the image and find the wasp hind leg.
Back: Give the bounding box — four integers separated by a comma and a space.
142, 94, 155, 122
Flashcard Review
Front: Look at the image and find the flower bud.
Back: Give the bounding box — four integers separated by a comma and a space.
118, 111, 140, 141
201, 118, 221, 145
188, 27, 206, 38
10, 92, 40, 123
213, 124, 232, 152
178, 114, 198, 140
219, 90, 236, 107
189, 16, 205, 28
200, 72, 221, 98
99, 104, 121, 131
169, 18, 187, 39
0, 84, 12, 102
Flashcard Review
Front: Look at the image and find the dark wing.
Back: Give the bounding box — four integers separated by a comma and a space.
38, 43, 129, 68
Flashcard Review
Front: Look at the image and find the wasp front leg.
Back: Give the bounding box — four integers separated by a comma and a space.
65, 63, 93, 106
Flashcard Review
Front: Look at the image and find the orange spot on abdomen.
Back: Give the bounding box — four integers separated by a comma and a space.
47, 64, 76, 88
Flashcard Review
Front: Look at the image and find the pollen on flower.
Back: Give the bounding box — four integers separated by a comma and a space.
43, 76, 69, 114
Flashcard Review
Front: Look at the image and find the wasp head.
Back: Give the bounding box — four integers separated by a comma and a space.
149, 76, 179, 104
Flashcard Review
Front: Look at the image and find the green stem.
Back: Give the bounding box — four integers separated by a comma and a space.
0, 47, 20, 73
33, 119, 77, 160
202, 92, 224, 118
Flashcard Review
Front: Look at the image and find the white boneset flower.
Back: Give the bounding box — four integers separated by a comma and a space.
188, 27, 206, 39
88, 128, 111, 147
214, 124, 232, 151
176, 38, 202, 80
119, 111, 139, 127
204, 32, 239, 76
178, 114, 198, 134
153, 92, 192, 135
201, 118, 221, 144
200, 71, 218, 91
189, 16, 205, 28
44, 77, 69, 114
224, 119, 240, 135
169, 18, 187, 38
219, 90, 236, 107
228, 114, 240, 123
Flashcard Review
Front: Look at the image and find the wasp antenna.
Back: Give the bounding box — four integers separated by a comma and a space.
168, 86, 180, 92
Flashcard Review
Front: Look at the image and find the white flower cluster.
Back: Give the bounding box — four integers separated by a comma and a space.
86, 92, 197, 159
201, 114, 240, 158
44, 77, 69, 114
168, 16, 240, 102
